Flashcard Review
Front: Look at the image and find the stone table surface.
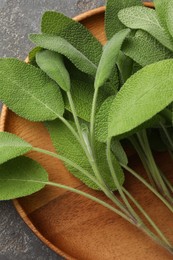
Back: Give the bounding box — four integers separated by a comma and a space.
0, 0, 152, 259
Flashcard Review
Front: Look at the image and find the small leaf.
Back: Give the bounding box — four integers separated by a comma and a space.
29, 46, 42, 66
0, 157, 48, 200
123, 30, 173, 67
36, 50, 70, 92
0, 58, 64, 121
95, 29, 131, 89
166, 0, 173, 38
29, 34, 97, 77
64, 78, 110, 122
105, 0, 142, 39
46, 120, 124, 191
95, 96, 115, 142
118, 6, 173, 51
154, 0, 170, 33
111, 139, 128, 166
108, 59, 173, 138
117, 51, 134, 83
41, 11, 102, 65
0, 132, 32, 164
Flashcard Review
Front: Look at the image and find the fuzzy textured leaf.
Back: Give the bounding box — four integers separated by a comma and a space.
29, 34, 97, 77
166, 0, 173, 39
108, 59, 173, 138
118, 6, 173, 51
95, 96, 115, 142
111, 139, 128, 165
46, 120, 124, 190
36, 50, 70, 92
95, 29, 130, 89
0, 157, 48, 200
0, 132, 32, 164
0, 58, 64, 121
123, 30, 173, 67
154, 0, 170, 33
41, 11, 102, 65
105, 0, 142, 39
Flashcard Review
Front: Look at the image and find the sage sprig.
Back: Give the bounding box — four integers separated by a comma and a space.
0, 0, 173, 255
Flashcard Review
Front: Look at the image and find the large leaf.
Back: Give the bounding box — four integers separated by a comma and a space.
123, 30, 173, 67
105, 0, 142, 39
41, 11, 102, 65
108, 59, 173, 138
46, 120, 124, 191
118, 6, 173, 51
95, 29, 130, 89
36, 50, 70, 92
0, 132, 32, 164
0, 58, 64, 121
29, 34, 97, 77
0, 157, 48, 200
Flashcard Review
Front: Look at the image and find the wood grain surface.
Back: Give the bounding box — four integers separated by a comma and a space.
1, 3, 173, 260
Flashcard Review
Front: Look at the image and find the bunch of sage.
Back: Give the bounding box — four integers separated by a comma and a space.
0, 0, 173, 254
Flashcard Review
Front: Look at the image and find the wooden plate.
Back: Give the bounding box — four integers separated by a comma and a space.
1, 3, 173, 260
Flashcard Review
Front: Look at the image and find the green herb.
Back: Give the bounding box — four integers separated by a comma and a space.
0, 0, 173, 255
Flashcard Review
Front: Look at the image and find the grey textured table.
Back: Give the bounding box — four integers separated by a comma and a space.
0, 1, 152, 259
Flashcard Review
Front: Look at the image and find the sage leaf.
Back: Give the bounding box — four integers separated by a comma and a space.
41, 11, 102, 65
36, 50, 70, 92
118, 6, 173, 51
0, 157, 48, 200
46, 120, 124, 191
0, 132, 32, 164
95, 29, 131, 90
0, 58, 64, 121
154, 0, 170, 33
105, 0, 142, 39
108, 59, 173, 138
117, 51, 134, 83
166, 0, 173, 38
64, 78, 110, 122
29, 34, 97, 77
123, 30, 173, 67
111, 139, 128, 166
95, 96, 115, 142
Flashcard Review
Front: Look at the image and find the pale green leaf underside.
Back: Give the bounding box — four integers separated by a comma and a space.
29, 34, 97, 77
0, 58, 64, 121
95, 29, 131, 89
118, 6, 173, 51
41, 11, 102, 65
46, 120, 124, 191
123, 30, 173, 67
0, 132, 32, 164
105, 0, 142, 39
108, 59, 173, 138
0, 157, 48, 200
36, 50, 70, 92
111, 139, 128, 166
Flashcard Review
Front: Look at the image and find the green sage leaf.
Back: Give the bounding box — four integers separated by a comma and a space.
46, 120, 124, 191
0, 58, 64, 121
36, 50, 70, 92
123, 30, 173, 67
29, 34, 97, 77
0, 132, 32, 164
108, 59, 173, 138
105, 0, 142, 39
41, 11, 102, 65
111, 139, 128, 166
154, 0, 170, 33
118, 6, 173, 51
0, 157, 48, 200
95, 29, 130, 89
166, 0, 173, 39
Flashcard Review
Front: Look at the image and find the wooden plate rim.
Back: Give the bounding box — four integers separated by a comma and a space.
0, 2, 154, 259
